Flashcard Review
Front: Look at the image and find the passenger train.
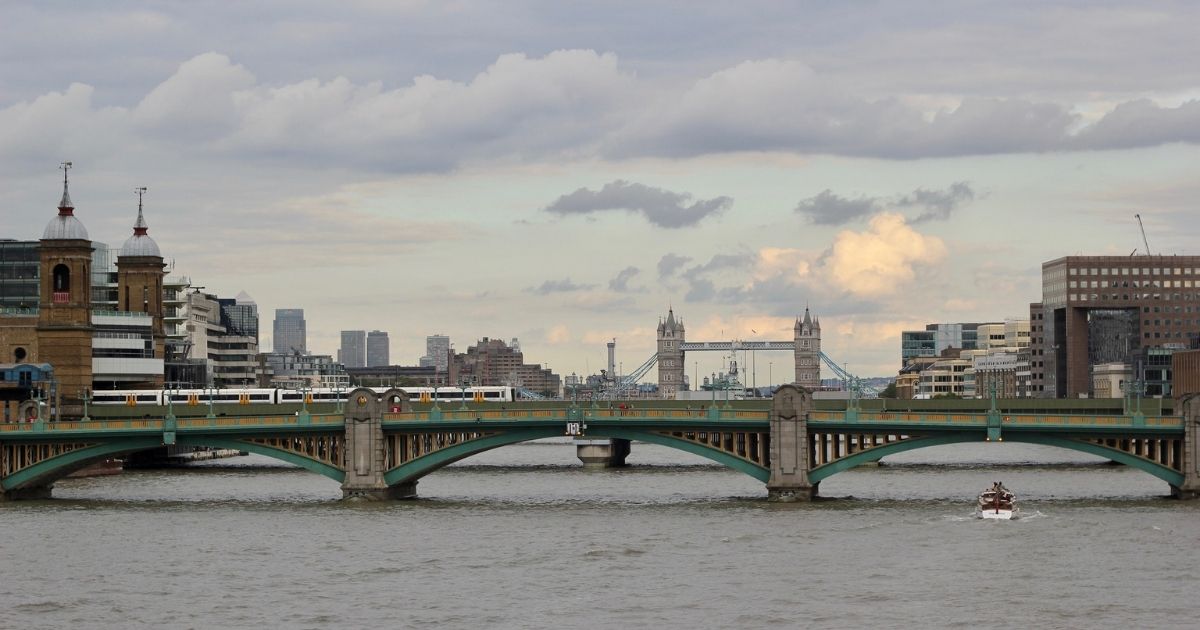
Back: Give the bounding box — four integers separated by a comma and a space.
91, 386, 518, 407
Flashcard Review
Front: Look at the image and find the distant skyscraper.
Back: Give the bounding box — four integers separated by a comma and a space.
273, 308, 306, 354
423, 334, 450, 372
339, 330, 366, 368
366, 330, 390, 367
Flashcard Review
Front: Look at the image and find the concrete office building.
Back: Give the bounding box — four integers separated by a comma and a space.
1031, 255, 1200, 398
185, 291, 259, 387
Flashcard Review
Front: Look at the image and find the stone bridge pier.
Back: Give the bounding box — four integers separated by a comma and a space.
1175, 394, 1200, 499
767, 384, 816, 501
342, 387, 416, 500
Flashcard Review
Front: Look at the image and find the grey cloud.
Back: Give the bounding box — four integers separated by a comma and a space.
608, 266, 642, 292
681, 253, 755, 279
1073, 99, 1200, 150
657, 254, 692, 279
895, 181, 975, 223
544, 180, 731, 228
528, 278, 595, 295
795, 190, 879, 225
794, 182, 976, 226
679, 253, 756, 302
8, 49, 1200, 190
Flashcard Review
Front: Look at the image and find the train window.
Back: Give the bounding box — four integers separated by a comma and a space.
250, 394, 270, 401
137, 395, 157, 402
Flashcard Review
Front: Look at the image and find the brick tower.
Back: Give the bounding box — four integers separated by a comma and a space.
36, 162, 94, 415
116, 187, 166, 388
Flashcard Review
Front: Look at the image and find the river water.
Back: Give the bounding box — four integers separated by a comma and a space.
2, 441, 1198, 629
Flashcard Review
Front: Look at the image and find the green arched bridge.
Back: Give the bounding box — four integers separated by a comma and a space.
3, 386, 1198, 501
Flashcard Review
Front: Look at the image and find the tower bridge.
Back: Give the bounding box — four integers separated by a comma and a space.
4, 386, 1198, 502
655, 306, 835, 398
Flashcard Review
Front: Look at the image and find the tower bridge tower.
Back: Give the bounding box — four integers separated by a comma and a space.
794, 307, 821, 386
656, 308, 685, 399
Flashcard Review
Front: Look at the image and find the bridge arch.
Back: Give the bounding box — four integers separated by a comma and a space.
809, 433, 1185, 488
384, 428, 770, 487
3, 436, 345, 494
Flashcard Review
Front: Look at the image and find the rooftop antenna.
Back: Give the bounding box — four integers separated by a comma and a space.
1135, 213, 1152, 256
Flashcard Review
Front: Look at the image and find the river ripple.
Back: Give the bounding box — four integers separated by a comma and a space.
3, 441, 1198, 629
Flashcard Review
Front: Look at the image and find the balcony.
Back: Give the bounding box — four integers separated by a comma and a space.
53, 291, 69, 304
92, 310, 152, 327
93, 357, 164, 377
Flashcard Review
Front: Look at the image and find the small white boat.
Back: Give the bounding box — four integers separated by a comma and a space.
976, 482, 1019, 520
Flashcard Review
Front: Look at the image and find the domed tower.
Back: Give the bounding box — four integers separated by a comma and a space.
793, 306, 821, 387
116, 187, 166, 388
36, 162, 94, 414
656, 307, 686, 399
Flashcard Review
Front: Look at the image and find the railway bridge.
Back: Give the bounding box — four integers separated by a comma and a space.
3, 386, 1198, 501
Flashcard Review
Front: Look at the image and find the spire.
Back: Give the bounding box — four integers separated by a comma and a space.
803, 306, 812, 327
665, 307, 676, 329
58, 161, 74, 215
119, 186, 161, 258
133, 187, 148, 235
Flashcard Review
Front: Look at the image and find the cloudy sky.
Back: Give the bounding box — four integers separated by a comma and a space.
4, 1, 1200, 384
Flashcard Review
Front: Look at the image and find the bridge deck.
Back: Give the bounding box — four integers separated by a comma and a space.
0, 407, 1184, 439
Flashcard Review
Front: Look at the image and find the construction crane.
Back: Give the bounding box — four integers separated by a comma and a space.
1135, 214, 1152, 256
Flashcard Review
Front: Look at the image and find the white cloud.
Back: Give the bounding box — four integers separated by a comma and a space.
819, 213, 947, 297
134, 52, 255, 136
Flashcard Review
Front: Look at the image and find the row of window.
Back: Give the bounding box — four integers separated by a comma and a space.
1070, 267, 1200, 276
1144, 319, 1200, 327
1071, 292, 1200, 302
1072, 279, 1199, 289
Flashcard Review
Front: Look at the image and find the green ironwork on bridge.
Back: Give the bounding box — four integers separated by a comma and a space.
3, 386, 1198, 501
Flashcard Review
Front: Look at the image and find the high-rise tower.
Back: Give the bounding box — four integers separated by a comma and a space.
656, 307, 686, 399
273, 309, 306, 354
36, 162, 94, 412
794, 307, 821, 387
366, 330, 389, 367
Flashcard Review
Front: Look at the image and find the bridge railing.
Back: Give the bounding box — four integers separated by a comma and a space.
0, 414, 345, 434
379, 408, 773, 422
811, 410, 1184, 429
